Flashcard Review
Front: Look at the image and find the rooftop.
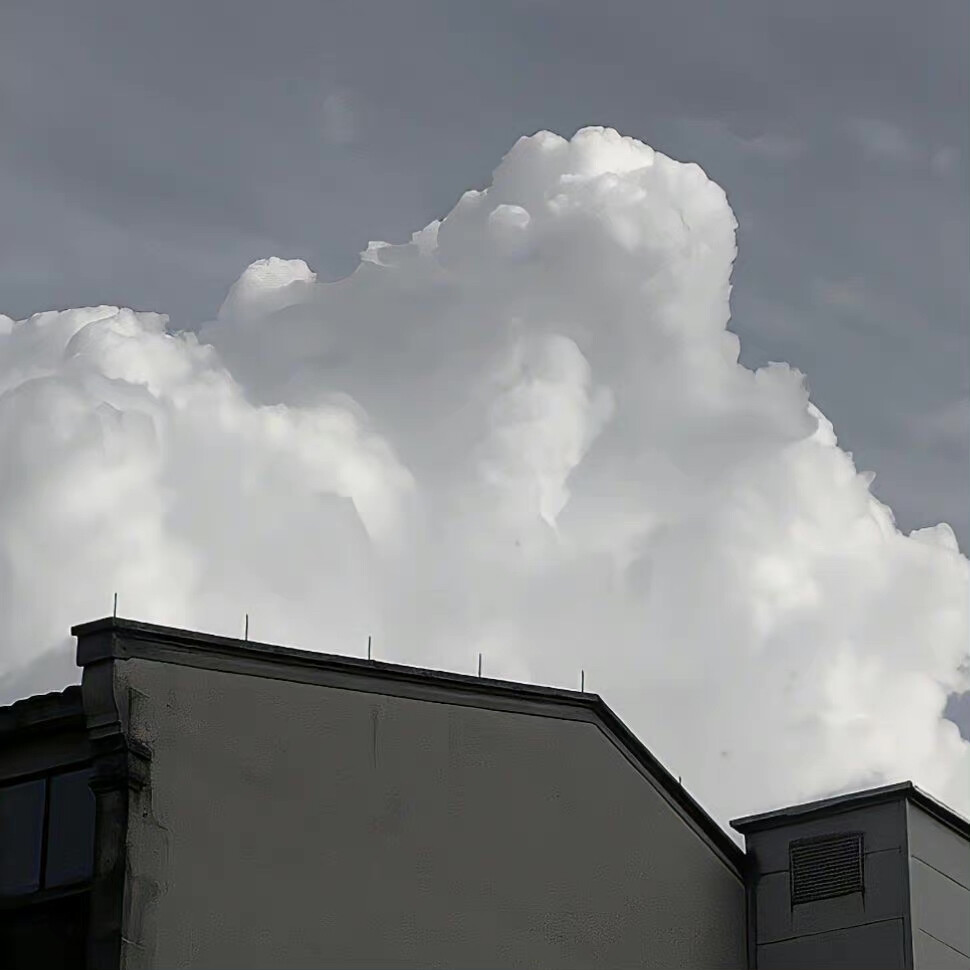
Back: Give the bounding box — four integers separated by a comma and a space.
71, 617, 744, 867
5, 618, 966, 862
72, 616, 745, 866
0, 684, 84, 739
730, 779, 970, 840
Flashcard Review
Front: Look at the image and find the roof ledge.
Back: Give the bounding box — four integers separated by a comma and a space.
72, 616, 746, 870
730, 780, 970, 841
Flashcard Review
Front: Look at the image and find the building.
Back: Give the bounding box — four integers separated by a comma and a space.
1, 617, 967, 969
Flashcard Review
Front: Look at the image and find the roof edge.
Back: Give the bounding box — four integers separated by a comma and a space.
0, 684, 85, 738
72, 616, 745, 870
730, 780, 970, 841
73, 616, 598, 706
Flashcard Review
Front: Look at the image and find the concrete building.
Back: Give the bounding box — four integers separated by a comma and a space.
0, 616, 967, 969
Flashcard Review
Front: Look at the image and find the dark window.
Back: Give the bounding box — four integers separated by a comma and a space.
0, 766, 95, 897
0, 892, 89, 968
45, 768, 96, 888
0, 779, 45, 895
790, 832, 864, 905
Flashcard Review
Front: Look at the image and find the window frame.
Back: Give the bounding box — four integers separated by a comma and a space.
0, 762, 96, 901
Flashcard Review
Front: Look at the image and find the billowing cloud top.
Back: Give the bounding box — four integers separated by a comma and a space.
1, 127, 967, 830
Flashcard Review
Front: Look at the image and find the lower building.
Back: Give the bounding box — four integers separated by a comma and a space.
0, 617, 967, 969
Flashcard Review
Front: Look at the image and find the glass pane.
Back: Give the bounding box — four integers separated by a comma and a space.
0, 779, 45, 895
45, 768, 95, 888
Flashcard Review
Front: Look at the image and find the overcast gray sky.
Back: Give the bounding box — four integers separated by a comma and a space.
1, 0, 968, 789
3, 0, 966, 551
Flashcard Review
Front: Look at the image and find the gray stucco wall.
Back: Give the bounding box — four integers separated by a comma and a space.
746, 802, 910, 970
907, 802, 970, 970
115, 656, 745, 969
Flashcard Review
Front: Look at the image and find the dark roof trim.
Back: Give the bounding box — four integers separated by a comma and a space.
72, 616, 744, 870
730, 780, 970, 841
0, 684, 85, 740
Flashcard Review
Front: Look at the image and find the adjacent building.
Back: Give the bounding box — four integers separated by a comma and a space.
1, 617, 967, 968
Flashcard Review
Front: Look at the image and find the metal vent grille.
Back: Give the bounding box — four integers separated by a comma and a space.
789, 832, 864, 905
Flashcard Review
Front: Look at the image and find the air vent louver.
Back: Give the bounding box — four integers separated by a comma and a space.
789, 832, 863, 905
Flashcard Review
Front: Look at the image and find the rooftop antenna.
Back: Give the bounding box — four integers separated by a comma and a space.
478, 652, 483, 677
367, 635, 372, 661
112, 592, 118, 619
244, 613, 249, 641
581, 669, 585, 693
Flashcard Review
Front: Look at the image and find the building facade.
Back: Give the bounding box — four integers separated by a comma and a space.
734, 782, 970, 968
1, 617, 967, 969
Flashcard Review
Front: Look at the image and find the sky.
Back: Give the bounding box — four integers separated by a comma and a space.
0, 0, 967, 828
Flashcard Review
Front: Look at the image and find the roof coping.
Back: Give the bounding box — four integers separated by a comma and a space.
71, 616, 745, 869
730, 780, 970, 841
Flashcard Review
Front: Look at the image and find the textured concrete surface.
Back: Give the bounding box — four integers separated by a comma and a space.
118, 656, 746, 969
909, 803, 970, 969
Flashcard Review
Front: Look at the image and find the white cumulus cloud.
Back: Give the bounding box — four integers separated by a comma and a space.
1, 127, 967, 832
